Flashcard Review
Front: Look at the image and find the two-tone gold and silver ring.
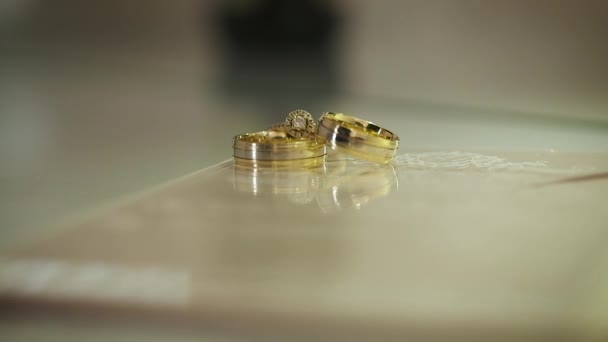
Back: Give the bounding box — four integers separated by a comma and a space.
316, 112, 399, 164
233, 110, 327, 168
233, 110, 399, 167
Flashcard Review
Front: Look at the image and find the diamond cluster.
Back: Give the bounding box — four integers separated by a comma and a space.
285, 110, 316, 138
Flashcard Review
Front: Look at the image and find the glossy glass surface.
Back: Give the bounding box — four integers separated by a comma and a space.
1, 151, 607, 340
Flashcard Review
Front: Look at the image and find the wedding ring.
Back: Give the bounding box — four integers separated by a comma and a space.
316, 112, 399, 164
233, 130, 326, 168
270, 109, 317, 138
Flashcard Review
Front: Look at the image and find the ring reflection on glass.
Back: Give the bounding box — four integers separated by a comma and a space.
233, 130, 327, 168
317, 162, 399, 212
233, 164, 326, 204
269, 109, 317, 138
316, 112, 399, 164
233, 158, 398, 210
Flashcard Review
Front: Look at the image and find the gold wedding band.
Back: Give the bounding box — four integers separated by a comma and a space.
233, 130, 327, 168
316, 112, 399, 164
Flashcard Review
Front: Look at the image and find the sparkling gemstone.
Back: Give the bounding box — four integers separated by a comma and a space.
292, 116, 306, 129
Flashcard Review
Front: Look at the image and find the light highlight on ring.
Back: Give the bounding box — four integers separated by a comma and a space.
316, 112, 399, 164
233, 130, 327, 168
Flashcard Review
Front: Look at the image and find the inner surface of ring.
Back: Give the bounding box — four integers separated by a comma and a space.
235, 131, 325, 146
237, 130, 294, 144
322, 113, 398, 141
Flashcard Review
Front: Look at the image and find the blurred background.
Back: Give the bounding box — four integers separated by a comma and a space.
2, 1, 608, 340
1, 0, 608, 246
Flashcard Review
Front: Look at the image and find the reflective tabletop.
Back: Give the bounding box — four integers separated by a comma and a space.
1, 150, 607, 341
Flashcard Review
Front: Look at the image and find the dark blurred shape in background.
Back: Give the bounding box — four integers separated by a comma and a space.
214, 0, 341, 110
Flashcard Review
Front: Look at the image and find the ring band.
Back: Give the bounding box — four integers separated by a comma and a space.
233, 130, 327, 167
316, 112, 399, 164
